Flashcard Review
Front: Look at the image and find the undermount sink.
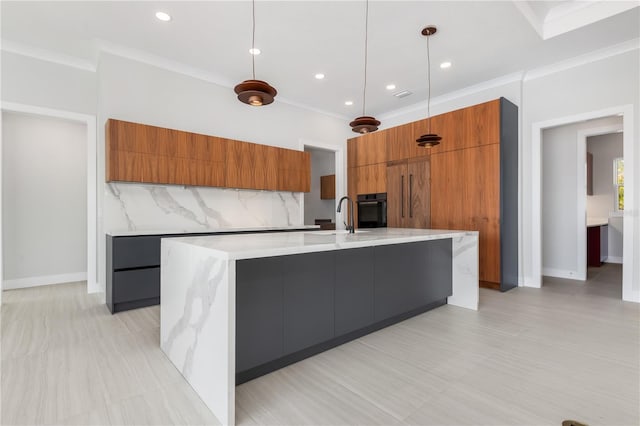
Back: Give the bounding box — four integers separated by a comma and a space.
306, 230, 370, 235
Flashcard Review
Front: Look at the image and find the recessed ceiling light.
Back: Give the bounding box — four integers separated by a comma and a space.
315, 73, 325, 80
393, 90, 412, 98
440, 61, 452, 69
249, 48, 261, 55
155, 11, 171, 22
386, 84, 396, 90
344, 101, 354, 106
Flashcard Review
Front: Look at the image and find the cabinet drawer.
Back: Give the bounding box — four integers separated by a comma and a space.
112, 236, 161, 269
113, 268, 160, 303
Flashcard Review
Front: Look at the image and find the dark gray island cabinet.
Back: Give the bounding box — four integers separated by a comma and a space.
236, 240, 452, 383
160, 228, 479, 426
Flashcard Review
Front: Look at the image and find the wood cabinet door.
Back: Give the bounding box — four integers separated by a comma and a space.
386, 162, 407, 228
407, 158, 431, 229
464, 144, 500, 283
462, 99, 500, 148
347, 138, 358, 168
320, 175, 336, 199
386, 123, 413, 162
355, 131, 387, 166
225, 139, 256, 189
361, 164, 387, 194
255, 145, 279, 190
277, 149, 310, 192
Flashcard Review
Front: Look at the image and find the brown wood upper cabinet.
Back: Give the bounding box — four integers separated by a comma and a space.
106, 119, 310, 192
387, 158, 430, 229
351, 131, 387, 167
320, 175, 336, 199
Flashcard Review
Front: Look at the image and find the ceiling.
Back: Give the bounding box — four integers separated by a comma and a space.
2, 1, 639, 120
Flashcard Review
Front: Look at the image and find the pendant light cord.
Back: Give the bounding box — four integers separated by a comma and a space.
252, 0, 256, 80
362, 0, 369, 117
426, 32, 432, 134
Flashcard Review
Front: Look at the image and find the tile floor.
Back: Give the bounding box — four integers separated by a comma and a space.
1, 263, 638, 425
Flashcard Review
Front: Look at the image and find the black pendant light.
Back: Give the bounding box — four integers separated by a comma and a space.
416, 26, 442, 148
234, 0, 277, 106
350, 0, 380, 134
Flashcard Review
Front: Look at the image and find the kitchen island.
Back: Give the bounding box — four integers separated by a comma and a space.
160, 228, 478, 425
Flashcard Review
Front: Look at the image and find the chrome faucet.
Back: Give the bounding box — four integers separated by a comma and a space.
337, 196, 355, 234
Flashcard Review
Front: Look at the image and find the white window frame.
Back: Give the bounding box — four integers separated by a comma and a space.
613, 157, 624, 212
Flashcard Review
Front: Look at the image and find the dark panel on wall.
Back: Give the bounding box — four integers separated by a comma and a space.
499, 97, 519, 291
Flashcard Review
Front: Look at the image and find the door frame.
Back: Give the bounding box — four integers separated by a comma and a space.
0, 102, 99, 295
575, 124, 623, 280
299, 139, 344, 229
530, 104, 636, 302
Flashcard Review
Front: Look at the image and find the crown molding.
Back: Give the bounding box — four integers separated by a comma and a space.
1, 39, 96, 72
524, 37, 640, 81
95, 39, 233, 87
3, 35, 638, 124
511, 1, 544, 39
379, 72, 524, 122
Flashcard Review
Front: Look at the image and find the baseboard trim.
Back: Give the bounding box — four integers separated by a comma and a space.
3, 272, 87, 290
605, 256, 623, 264
542, 267, 583, 280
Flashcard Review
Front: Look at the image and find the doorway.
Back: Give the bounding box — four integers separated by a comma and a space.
299, 139, 343, 230
0, 103, 97, 304
531, 105, 635, 302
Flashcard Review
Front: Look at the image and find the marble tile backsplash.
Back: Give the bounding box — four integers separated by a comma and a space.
104, 182, 302, 233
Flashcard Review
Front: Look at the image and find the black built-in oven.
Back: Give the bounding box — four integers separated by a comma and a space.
357, 193, 387, 228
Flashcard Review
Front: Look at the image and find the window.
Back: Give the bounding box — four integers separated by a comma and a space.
614, 157, 624, 211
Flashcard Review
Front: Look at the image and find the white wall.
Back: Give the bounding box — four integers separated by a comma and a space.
1, 51, 96, 115
304, 148, 336, 225
523, 47, 639, 300
95, 53, 351, 291
541, 117, 621, 278
2, 112, 87, 288
587, 132, 623, 218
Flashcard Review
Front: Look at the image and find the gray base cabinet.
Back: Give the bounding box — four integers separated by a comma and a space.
236, 257, 284, 372
335, 247, 375, 336
374, 240, 452, 321
283, 252, 335, 354
107, 228, 316, 314
235, 239, 453, 384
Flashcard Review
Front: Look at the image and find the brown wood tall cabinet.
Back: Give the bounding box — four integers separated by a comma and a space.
430, 98, 518, 291
346, 97, 519, 291
387, 158, 430, 229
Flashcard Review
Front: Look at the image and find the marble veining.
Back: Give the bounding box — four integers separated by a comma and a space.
161, 242, 235, 425
161, 255, 225, 380
161, 228, 479, 425
104, 182, 301, 233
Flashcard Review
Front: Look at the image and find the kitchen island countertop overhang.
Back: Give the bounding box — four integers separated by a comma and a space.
160, 228, 479, 426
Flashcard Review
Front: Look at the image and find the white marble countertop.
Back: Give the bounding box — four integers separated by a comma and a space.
107, 225, 320, 237
166, 228, 478, 260
587, 217, 609, 227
